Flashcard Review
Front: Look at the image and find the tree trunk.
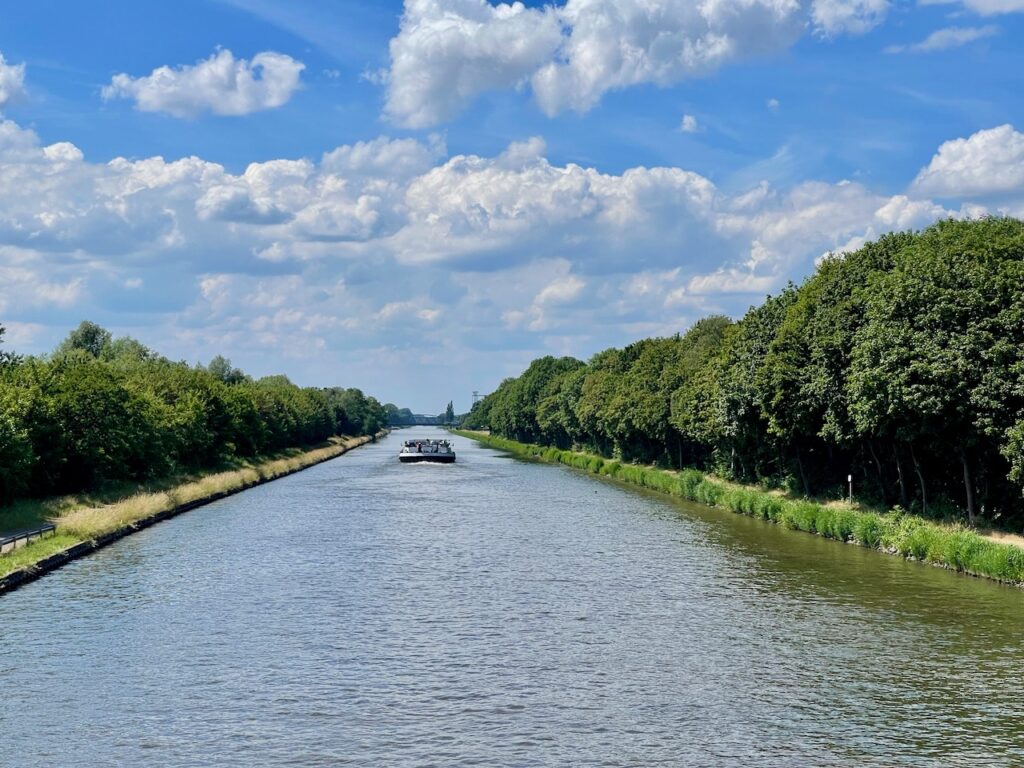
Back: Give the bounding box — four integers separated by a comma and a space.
891, 444, 908, 508
868, 440, 889, 506
795, 447, 810, 497
909, 443, 927, 515
959, 448, 977, 525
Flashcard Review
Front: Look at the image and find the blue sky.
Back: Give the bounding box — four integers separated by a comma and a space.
0, 0, 1022, 412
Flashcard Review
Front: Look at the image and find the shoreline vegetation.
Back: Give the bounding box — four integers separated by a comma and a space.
462, 219, 1024, 535
454, 430, 1024, 586
0, 320, 401, 594
0, 434, 377, 591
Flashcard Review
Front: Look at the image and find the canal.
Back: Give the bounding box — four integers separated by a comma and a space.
1, 428, 1022, 766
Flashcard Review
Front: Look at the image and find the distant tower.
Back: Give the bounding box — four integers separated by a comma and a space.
472, 391, 481, 405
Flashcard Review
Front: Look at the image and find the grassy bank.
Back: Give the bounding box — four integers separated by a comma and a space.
0, 435, 374, 583
454, 430, 1024, 586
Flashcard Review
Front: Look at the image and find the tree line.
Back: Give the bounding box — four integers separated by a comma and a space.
384, 405, 419, 426
464, 218, 1024, 527
0, 321, 388, 504
382, 402, 459, 427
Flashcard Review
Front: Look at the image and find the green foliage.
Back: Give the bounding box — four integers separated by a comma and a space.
460, 397, 492, 430
852, 513, 883, 548
487, 356, 585, 444
1005, 420, 1024, 490
0, 322, 387, 505
0, 324, 21, 369
668, 317, 732, 457
206, 355, 247, 384
0, 384, 34, 504
324, 387, 387, 437
36, 358, 167, 490
470, 218, 1024, 526
385, 404, 417, 427
56, 320, 113, 359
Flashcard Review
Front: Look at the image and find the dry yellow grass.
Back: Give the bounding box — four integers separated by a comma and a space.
982, 529, 1024, 551
58, 491, 175, 538
56, 437, 367, 539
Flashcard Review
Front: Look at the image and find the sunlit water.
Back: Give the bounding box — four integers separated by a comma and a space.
1, 428, 1023, 766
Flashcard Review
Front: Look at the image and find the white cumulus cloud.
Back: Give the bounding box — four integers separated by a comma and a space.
102, 49, 305, 118
385, 0, 831, 127
395, 139, 720, 265
532, 0, 806, 116
913, 124, 1024, 197
385, 0, 563, 128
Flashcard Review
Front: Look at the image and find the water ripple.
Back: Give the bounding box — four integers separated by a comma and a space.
1, 429, 1023, 767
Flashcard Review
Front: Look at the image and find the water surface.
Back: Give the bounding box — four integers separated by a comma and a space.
1, 429, 1022, 766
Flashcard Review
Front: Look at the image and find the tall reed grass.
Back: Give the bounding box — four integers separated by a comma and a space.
453, 430, 1024, 585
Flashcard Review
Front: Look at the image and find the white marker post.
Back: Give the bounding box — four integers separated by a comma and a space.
848, 474, 853, 504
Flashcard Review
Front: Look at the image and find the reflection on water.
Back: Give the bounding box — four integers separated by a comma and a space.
1, 428, 1022, 767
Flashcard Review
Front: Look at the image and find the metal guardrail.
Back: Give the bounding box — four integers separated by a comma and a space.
0, 525, 57, 555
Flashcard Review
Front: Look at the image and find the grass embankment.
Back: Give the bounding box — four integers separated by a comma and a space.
454, 430, 1024, 586
0, 436, 372, 582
